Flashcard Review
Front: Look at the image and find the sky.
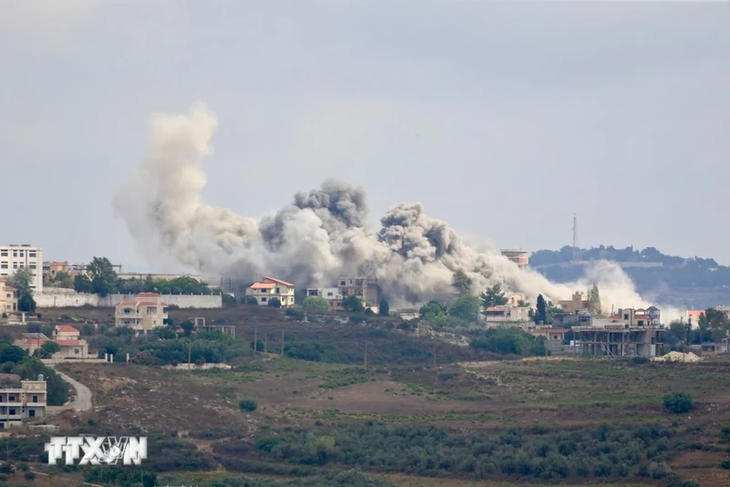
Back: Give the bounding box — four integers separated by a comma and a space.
1, 0, 728, 271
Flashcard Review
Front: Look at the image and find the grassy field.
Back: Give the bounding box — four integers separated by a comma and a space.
12, 305, 730, 486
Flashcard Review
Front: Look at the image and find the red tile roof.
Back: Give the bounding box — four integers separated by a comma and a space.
56, 340, 81, 346
55, 325, 79, 333
250, 282, 275, 289
22, 338, 48, 346
263, 276, 295, 287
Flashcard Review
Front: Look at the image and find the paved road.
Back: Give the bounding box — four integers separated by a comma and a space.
48, 366, 92, 412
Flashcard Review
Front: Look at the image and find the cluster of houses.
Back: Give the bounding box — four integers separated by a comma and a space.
243, 275, 381, 313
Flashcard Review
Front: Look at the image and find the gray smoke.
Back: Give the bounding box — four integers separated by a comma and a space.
113, 103, 681, 317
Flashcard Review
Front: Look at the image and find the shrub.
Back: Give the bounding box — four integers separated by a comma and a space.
239, 400, 258, 412
268, 298, 282, 308
302, 297, 331, 312
632, 356, 650, 365
664, 392, 694, 414
244, 296, 259, 305
721, 460, 730, 469
24, 471, 35, 480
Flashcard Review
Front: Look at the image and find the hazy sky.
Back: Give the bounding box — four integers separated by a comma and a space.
1, 1, 728, 271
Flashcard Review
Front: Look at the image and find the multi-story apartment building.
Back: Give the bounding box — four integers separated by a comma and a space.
0, 279, 18, 314
0, 376, 47, 429
336, 277, 379, 306
305, 287, 344, 310
114, 293, 169, 332
0, 245, 43, 293
245, 276, 296, 307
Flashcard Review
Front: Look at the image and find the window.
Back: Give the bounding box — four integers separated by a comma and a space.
327, 292, 333, 297
12, 251, 17, 257
29, 252, 36, 258
74, 349, 79, 354
8, 409, 15, 416
624, 314, 629, 320
124, 308, 132, 314
29, 409, 35, 418
29, 264, 36, 269
0, 263, 6, 269
340, 281, 346, 286
0, 251, 6, 257
32, 395, 38, 403
17, 250, 23, 256
8, 395, 15, 402
12, 263, 17, 269
275, 288, 280, 294
261, 297, 267, 302
146, 307, 157, 315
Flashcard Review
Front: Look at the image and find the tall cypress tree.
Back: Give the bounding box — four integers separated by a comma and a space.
535, 294, 547, 324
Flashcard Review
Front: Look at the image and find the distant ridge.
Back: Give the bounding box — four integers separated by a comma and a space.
531, 245, 729, 309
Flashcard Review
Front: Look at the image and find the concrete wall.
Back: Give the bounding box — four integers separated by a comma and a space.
36, 292, 222, 309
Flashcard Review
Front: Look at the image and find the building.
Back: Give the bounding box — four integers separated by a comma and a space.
336, 277, 380, 307
553, 310, 592, 326
42, 261, 89, 284
571, 308, 665, 358
529, 327, 569, 342
506, 294, 527, 307
51, 325, 90, 358
396, 309, 420, 321
484, 305, 531, 326
593, 307, 661, 328
13, 333, 49, 356
0, 279, 18, 314
0, 375, 47, 428
245, 276, 296, 307
559, 292, 591, 314
117, 272, 205, 282
13, 325, 90, 359
305, 287, 344, 310
0, 245, 43, 293
500, 249, 529, 269
115, 293, 169, 332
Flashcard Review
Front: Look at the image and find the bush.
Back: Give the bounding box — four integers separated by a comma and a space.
23, 471, 35, 480
244, 296, 259, 305
239, 400, 258, 412
631, 356, 650, 365
664, 392, 694, 414
303, 297, 331, 313
268, 298, 282, 308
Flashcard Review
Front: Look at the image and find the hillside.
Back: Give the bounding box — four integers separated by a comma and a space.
531, 245, 730, 308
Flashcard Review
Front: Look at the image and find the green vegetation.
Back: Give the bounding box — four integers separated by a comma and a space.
7, 268, 36, 312
303, 296, 331, 312
239, 399, 258, 412
269, 298, 282, 308
38, 340, 61, 358
470, 327, 546, 356
70, 256, 221, 296
452, 269, 472, 296
480, 283, 508, 307
664, 392, 694, 414
343, 295, 365, 313
448, 295, 480, 321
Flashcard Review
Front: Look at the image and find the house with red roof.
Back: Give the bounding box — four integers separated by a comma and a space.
114, 292, 168, 332
245, 276, 296, 307
13, 325, 90, 359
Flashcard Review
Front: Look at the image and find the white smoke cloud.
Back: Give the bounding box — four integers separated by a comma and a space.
113, 103, 682, 320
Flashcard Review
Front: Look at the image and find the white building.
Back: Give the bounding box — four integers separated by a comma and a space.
0, 245, 43, 293
245, 276, 296, 307
115, 292, 169, 332
0, 376, 47, 428
484, 305, 531, 326
306, 287, 344, 310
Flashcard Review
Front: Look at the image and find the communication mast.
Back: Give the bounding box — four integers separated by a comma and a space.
572, 214, 579, 262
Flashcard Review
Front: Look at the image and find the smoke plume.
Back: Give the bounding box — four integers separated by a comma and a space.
113, 104, 681, 317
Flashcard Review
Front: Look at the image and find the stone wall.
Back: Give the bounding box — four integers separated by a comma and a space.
36, 291, 222, 309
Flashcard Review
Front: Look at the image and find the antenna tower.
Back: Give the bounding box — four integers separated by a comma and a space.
572, 214, 578, 261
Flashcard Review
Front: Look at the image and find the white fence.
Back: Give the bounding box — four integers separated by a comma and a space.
36, 291, 222, 309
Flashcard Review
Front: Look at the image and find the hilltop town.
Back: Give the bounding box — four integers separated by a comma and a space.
1, 243, 730, 485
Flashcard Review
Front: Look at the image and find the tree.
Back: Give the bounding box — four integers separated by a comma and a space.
419, 300, 447, 319
449, 295, 480, 321
38, 341, 61, 359
87, 257, 117, 297
8, 268, 36, 312
303, 297, 331, 312
73, 274, 93, 293
51, 271, 73, 288
268, 297, 282, 308
379, 299, 390, 317
342, 295, 364, 313
480, 284, 508, 309
452, 270, 472, 296
179, 320, 195, 336
535, 294, 547, 324
664, 392, 694, 414
588, 285, 602, 316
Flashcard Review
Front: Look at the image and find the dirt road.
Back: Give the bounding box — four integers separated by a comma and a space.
49, 366, 92, 411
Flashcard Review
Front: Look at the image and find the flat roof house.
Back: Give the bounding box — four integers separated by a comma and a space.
0, 375, 47, 428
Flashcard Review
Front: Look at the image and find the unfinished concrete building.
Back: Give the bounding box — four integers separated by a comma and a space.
571, 323, 665, 358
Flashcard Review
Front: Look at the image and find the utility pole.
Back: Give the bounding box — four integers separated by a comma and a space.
432, 341, 437, 367
363, 342, 368, 368
254, 325, 258, 353
264, 334, 268, 354
188, 341, 192, 370
280, 330, 285, 355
